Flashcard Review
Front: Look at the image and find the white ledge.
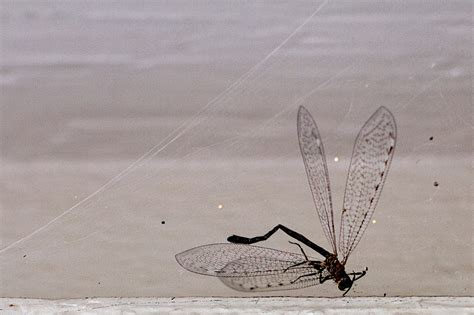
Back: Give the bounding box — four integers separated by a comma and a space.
1, 297, 473, 314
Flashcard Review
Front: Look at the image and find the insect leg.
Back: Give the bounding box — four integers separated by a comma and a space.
288, 241, 309, 260
341, 269, 367, 296
283, 243, 322, 272
318, 273, 333, 284
348, 269, 367, 282
283, 260, 309, 273
289, 271, 321, 284
227, 224, 331, 258
343, 286, 352, 297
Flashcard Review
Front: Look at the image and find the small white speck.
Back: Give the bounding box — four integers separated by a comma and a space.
430, 62, 436, 69
315, 138, 321, 146
74, 195, 78, 199
372, 219, 377, 224
218, 204, 223, 209
334, 157, 339, 162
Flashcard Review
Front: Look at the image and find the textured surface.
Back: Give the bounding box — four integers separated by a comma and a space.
1, 298, 473, 314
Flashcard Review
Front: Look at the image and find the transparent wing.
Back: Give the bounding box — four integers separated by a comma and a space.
339, 106, 397, 264
176, 243, 305, 276
297, 106, 337, 254
220, 257, 329, 292
176, 243, 328, 292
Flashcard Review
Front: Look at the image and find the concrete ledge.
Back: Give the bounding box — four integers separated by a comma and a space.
1, 297, 473, 314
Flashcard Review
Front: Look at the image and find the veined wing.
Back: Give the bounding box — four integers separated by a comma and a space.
297, 106, 337, 254
339, 106, 396, 264
176, 243, 327, 292
220, 257, 329, 291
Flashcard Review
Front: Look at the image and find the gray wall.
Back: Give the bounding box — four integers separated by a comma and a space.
1, 0, 471, 298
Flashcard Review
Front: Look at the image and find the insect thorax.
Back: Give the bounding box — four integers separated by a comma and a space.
325, 254, 348, 281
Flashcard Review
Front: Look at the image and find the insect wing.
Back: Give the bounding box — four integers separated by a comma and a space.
339, 106, 396, 264
176, 243, 326, 292
176, 243, 305, 276
297, 106, 337, 254
220, 258, 329, 292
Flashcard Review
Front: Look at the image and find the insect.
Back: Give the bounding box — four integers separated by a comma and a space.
176, 106, 397, 295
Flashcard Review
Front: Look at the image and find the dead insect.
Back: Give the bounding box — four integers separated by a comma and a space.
176, 106, 396, 295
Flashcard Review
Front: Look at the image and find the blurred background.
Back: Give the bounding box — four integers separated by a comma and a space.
1, 0, 471, 298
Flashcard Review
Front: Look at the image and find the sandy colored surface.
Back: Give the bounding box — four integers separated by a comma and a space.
1, 0, 472, 298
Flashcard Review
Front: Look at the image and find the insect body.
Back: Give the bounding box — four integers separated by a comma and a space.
176, 106, 397, 295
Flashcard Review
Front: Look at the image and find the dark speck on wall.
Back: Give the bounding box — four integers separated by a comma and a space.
161, 221, 166, 224
23, 254, 26, 258
429, 136, 434, 141
434, 181, 439, 187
